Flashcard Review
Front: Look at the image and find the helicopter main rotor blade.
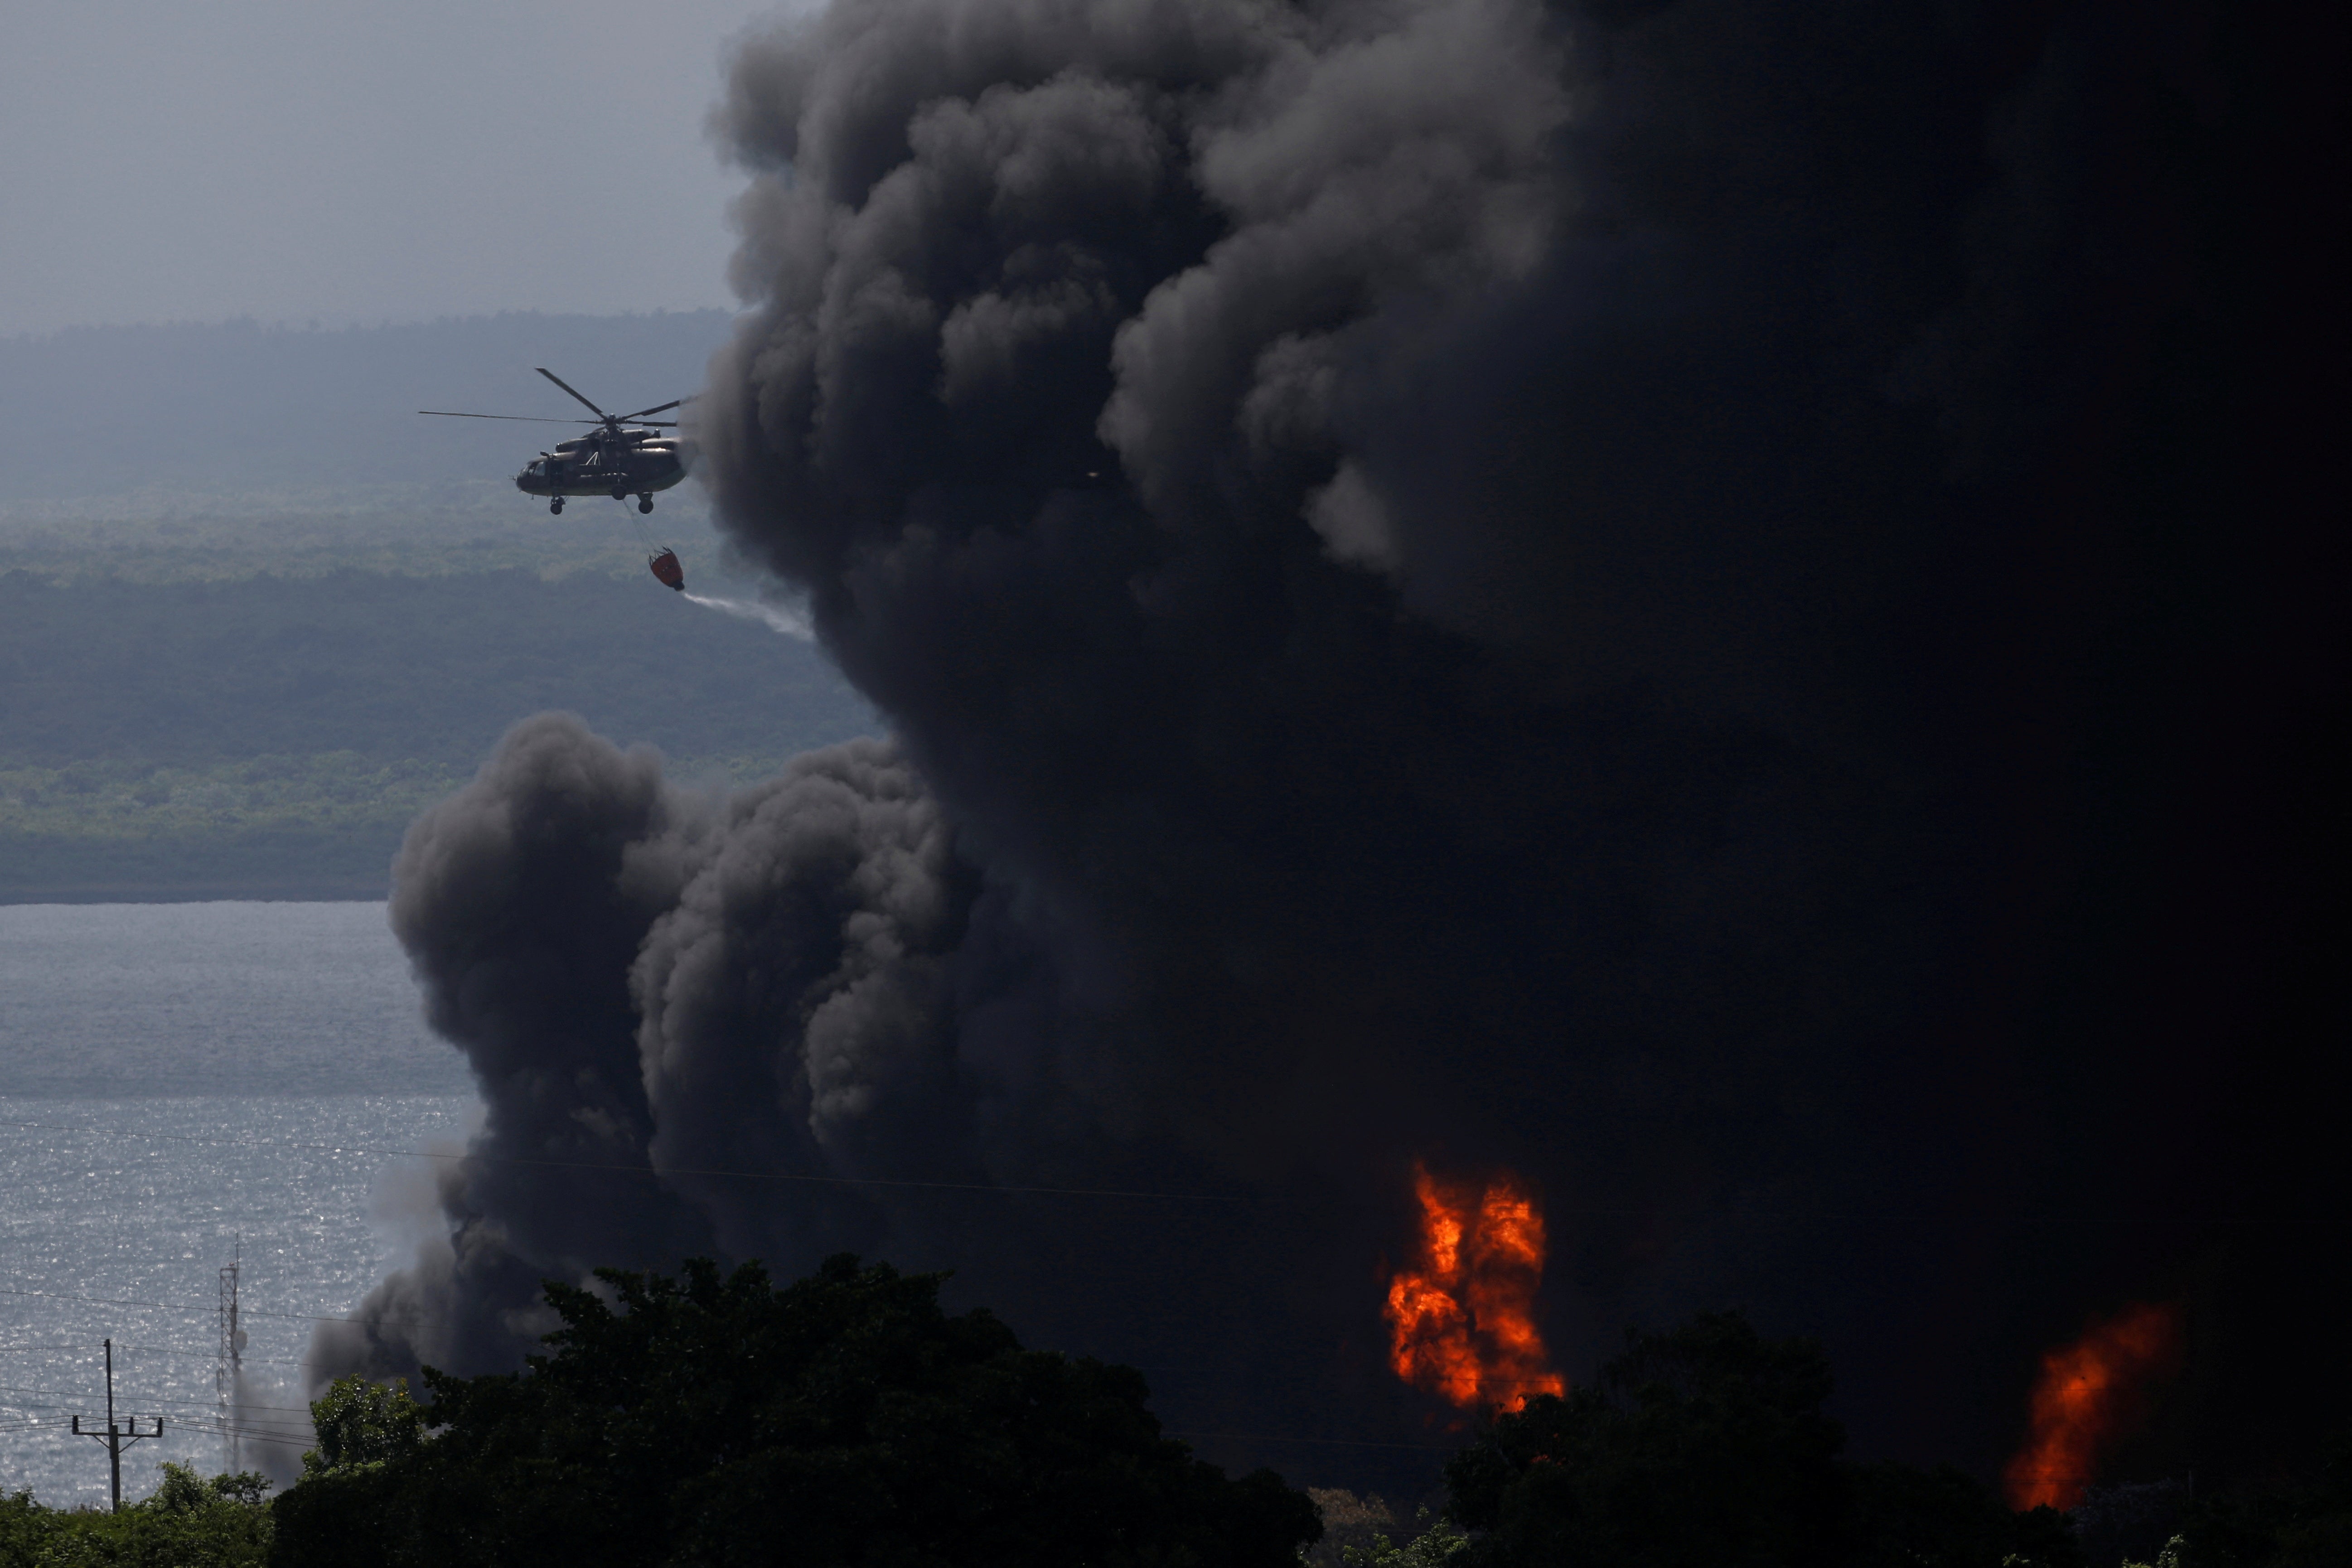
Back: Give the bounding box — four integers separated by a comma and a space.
536, 368, 610, 420
419, 410, 599, 423
613, 398, 684, 423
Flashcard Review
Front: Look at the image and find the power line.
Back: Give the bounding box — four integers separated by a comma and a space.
218, 1240, 243, 1472
0, 1382, 316, 1414
168, 1422, 312, 1450
72, 1340, 159, 1512
2, 1338, 318, 1369
0, 1287, 358, 1324
155, 1408, 319, 1439
13, 1388, 1472, 1458
2, 1399, 317, 1442
15, 1396, 1470, 1462
174, 1422, 318, 1445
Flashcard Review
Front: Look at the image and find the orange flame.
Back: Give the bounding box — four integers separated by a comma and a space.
1385, 1161, 1567, 1411
2003, 1301, 2183, 1511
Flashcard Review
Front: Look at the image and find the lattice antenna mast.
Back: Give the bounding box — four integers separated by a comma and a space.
217, 1237, 242, 1471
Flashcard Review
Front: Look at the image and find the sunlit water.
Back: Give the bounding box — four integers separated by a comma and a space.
0, 903, 478, 1506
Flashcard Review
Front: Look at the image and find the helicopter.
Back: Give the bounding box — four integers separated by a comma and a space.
421, 368, 691, 515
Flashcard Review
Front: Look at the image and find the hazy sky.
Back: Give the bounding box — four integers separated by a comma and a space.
0, 0, 810, 337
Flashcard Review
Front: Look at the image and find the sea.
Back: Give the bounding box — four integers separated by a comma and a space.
0, 901, 479, 1507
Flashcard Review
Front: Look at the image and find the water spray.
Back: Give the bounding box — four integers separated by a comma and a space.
682, 592, 811, 639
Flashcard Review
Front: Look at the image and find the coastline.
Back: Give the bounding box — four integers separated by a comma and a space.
0, 828, 397, 904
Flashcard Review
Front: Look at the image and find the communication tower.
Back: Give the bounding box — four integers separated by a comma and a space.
216, 1238, 244, 1471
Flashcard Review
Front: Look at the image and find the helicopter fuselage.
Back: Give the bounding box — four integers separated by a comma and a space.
516, 432, 688, 499
424, 368, 691, 516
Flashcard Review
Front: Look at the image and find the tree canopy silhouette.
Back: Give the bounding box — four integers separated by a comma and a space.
1442, 1312, 2086, 1568
272, 1255, 1318, 1568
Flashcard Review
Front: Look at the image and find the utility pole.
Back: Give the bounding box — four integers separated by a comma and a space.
72, 1339, 160, 1512
218, 1238, 244, 1471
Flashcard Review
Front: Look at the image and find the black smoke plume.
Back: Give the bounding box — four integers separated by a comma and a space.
315, 0, 2345, 1486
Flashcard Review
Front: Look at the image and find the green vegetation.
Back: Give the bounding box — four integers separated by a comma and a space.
0, 567, 867, 767
2155, 1436, 2352, 1568
0, 502, 673, 586
0, 752, 803, 899
1439, 1312, 2094, 1568
13, 1265, 2343, 1568
0, 314, 877, 900
1340, 1508, 1471, 1567
0, 1465, 273, 1567
271, 1256, 1321, 1568
1437, 1314, 2351, 1568
0, 557, 873, 900
301, 1379, 425, 1479
0, 755, 470, 841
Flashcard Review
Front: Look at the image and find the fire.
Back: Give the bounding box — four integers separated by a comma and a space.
2003, 1301, 2183, 1511
1385, 1161, 1567, 1411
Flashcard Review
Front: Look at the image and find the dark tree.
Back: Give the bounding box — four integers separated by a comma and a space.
301, 1376, 425, 1476
2, 1463, 274, 1567
1444, 1313, 1851, 1568
2167, 1428, 2352, 1568
1844, 1464, 2048, 1568
271, 1255, 1318, 1568
1442, 1312, 2086, 1568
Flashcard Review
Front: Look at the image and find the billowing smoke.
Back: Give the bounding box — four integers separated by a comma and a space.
315, 0, 2342, 1483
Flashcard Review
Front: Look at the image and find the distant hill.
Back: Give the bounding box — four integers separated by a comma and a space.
0, 310, 887, 901
0, 563, 880, 902
0, 567, 866, 766
0, 310, 736, 508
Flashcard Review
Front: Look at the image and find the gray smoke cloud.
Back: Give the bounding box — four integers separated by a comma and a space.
315, 0, 2334, 1481
315, 717, 978, 1376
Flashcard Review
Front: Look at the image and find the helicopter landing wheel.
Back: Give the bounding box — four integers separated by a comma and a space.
610, 484, 629, 501
549, 498, 564, 515
637, 495, 654, 514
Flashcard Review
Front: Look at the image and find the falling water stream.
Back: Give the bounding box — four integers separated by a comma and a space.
682, 592, 811, 639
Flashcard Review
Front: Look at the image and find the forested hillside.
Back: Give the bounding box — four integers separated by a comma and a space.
0, 311, 733, 507
0, 313, 878, 900
0, 564, 874, 900
0, 569, 861, 764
